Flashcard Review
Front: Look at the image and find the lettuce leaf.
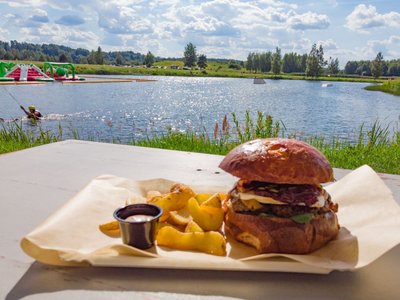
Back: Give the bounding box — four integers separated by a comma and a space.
291, 213, 314, 224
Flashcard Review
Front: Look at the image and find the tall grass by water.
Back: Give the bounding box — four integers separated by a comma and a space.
1, 113, 400, 174
0, 122, 60, 153
133, 112, 400, 174
364, 79, 400, 96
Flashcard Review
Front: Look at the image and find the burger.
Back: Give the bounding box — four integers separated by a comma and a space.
219, 138, 339, 254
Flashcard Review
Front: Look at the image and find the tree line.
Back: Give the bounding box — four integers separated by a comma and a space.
345, 57, 400, 77
0, 39, 398, 78
0, 40, 143, 65
245, 44, 339, 78
244, 45, 397, 78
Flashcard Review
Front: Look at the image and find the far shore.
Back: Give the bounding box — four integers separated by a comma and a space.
3, 60, 399, 95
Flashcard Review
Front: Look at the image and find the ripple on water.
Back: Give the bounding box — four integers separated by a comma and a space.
2, 76, 399, 143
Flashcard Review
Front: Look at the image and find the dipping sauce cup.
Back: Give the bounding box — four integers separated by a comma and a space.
113, 203, 163, 249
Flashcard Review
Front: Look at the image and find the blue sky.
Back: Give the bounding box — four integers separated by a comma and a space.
0, 0, 399, 66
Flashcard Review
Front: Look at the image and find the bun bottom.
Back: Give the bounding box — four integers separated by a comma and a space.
224, 205, 339, 254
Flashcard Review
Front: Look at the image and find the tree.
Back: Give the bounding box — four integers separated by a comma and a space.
356, 62, 371, 76
282, 52, 301, 73
95, 46, 104, 65
271, 47, 281, 75
59, 53, 68, 62
246, 52, 254, 72
300, 54, 308, 73
79, 56, 88, 64
183, 42, 197, 67
344, 61, 358, 74
260, 52, 272, 72
327, 57, 339, 75
306, 44, 326, 78
197, 54, 207, 69
87, 50, 96, 64
371, 52, 384, 78
115, 53, 124, 65
143, 51, 155, 67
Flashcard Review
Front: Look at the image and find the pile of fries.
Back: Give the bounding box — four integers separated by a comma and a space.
99, 183, 227, 256
149, 183, 227, 256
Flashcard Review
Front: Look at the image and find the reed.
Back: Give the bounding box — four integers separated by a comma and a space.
1, 113, 399, 174
364, 79, 400, 96
132, 113, 400, 174
0, 121, 60, 153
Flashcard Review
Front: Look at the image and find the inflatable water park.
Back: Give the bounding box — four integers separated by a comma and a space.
0, 61, 156, 85
0, 61, 84, 83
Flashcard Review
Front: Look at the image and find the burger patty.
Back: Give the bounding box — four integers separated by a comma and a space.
236, 180, 324, 206
230, 191, 338, 218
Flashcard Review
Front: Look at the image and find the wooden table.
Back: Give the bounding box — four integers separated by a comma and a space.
1, 140, 399, 300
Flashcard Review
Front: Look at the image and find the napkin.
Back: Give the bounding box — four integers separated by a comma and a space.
21, 165, 400, 274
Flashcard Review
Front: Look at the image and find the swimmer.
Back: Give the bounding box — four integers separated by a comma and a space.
20, 105, 42, 120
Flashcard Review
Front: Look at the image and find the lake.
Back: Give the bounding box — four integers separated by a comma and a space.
1, 76, 399, 143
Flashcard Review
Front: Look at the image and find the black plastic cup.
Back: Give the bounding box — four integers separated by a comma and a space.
113, 203, 163, 249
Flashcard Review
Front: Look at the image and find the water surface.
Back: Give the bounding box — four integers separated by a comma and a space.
1, 76, 399, 143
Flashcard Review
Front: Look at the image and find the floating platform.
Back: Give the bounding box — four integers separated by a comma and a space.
253, 78, 266, 84
5, 64, 54, 82
0, 81, 47, 85
82, 75, 157, 82
61, 79, 135, 84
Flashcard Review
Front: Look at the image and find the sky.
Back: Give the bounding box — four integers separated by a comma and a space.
0, 0, 399, 66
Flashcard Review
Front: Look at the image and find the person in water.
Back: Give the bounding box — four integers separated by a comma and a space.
20, 105, 42, 120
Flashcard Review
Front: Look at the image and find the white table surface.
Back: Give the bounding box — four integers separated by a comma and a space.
1, 140, 399, 300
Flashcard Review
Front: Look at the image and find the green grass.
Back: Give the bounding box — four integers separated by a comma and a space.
0, 121, 60, 153
132, 112, 400, 175
364, 79, 400, 96
2, 113, 400, 175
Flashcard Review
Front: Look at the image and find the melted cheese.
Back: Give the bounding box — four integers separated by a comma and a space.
239, 192, 326, 208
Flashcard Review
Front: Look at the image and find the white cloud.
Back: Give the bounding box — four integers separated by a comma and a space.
55, 15, 85, 26
0, 27, 9, 38
21, 23, 99, 48
346, 4, 400, 33
28, 8, 49, 23
97, 3, 154, 35
366, 35, 400, 59
288, 11, 330, 30
0, 0, 49, 7
1, 0, 397, 62
318, 38, 338, 51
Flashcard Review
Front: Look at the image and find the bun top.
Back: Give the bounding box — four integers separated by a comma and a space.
219, 138, 333, 185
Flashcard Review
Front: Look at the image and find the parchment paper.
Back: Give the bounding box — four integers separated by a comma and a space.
20, 165, 400, 274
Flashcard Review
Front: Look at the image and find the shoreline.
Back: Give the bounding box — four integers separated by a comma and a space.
4, 59, 389, 84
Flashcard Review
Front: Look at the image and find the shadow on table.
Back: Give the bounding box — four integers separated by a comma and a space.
5, 259, 372, 300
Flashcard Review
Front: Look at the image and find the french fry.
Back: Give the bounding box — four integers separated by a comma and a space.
99, 220, 121, 237
157, 226, 226, 256
170, 183, 196, 197
185, 220, 204, 233
201, 193, 222, 208
187, 197, 224, 231
195, 193, 213, 204
104, 182, 228, 256
169, 208, 191, 226
147, 184, 195, 221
